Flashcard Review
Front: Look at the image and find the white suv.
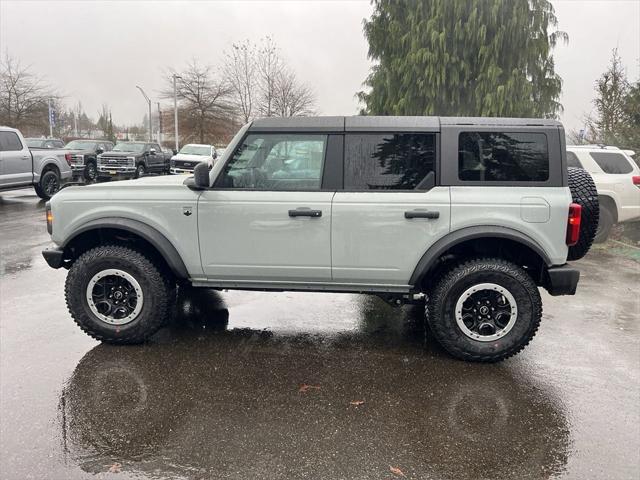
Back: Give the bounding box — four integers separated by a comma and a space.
567, 145, 640, 242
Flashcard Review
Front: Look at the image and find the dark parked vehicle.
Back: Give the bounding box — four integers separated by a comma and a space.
97, 141, 170, 180
64, 139, 114, 182
25, 138, 65, 149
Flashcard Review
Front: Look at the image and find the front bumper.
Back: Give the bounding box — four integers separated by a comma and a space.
42, 247, 65, 269
170, 167, 194, 175
544, 264, 580, 296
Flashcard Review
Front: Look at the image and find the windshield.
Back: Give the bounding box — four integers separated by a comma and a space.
65, 140, 97, 150
26, 139, 45, 148
179, 145, 211, 156
113, 142, 146, 153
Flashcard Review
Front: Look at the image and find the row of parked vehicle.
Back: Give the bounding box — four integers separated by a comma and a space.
25, 136, 222, 183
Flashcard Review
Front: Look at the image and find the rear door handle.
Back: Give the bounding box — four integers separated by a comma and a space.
404, 210, 440, 219
289, 208, 322, 218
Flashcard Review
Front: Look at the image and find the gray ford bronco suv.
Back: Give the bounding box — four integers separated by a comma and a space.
42, 116, 598, 362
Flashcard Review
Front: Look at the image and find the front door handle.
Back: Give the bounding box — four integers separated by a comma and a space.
289, 208, 322, 218
405, 210, 440, 219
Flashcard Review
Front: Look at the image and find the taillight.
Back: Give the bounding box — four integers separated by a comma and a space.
46, 202, 53, 234
632, 176, 640, 187
566, 203, 582, 246
64, 153, 72, 166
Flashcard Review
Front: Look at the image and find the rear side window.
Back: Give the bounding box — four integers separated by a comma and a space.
566, 151, 583, 169
589, 152, 634, 174
458, 132, 549, 182
344, 133, 436, 190
0, 131, 24, 151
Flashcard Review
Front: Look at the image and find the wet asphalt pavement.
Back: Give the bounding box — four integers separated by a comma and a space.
0, 189, 639, 480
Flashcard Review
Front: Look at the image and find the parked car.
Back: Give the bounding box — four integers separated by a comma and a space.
0, 126, 73, 199
97, 141, 169, 180
64, 139, 114, 182
566, 145, 640, 242
25, 137, 65, 149
43, 116, 599, 362
170, 144, 216, 174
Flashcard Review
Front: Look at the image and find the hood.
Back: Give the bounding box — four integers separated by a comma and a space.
172, 154, 211, 162
66, 148, 94, 155
80, 174, 190, 190
101, 151, 139, 157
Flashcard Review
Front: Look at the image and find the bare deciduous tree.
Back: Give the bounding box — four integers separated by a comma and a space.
224, 41, 257, 123
224, 37, 316, 121
0, 53, 57, 133
272, 68, 316, 117
163, 61, 234, 144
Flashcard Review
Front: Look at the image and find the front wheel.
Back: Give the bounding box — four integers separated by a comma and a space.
65, 245, 176, 344
84, 162, 98, 182
426, 258, 542, 362
135, 163, 146, 179
34, 169, 61, 199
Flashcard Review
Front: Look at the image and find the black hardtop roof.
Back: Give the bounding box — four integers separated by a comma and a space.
249, 116, 562, 132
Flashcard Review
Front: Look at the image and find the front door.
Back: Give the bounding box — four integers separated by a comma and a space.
198, 132, 333, 282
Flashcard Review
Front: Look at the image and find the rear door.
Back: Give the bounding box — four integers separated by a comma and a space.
0, 131, 32, 188
331, 131, 450, 286
198, 132, 338, 282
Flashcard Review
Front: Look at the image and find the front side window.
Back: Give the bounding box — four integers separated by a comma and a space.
0, 132, 24, 151
344, 133, 436, 190
458, 132, 549, 182
589, 152, 634, 174
217, 133, 327, 191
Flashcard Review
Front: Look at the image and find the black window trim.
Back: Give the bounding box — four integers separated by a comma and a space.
211, 130, 335, 192
341, 131, 440, 193
589, 151, 635, 175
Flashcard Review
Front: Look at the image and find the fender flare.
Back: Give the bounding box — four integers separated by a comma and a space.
62, 217, 189, 279
409, 226, 552, 287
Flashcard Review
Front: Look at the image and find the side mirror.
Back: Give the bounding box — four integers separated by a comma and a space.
96, 148, 104, 155
149, 148, 156, 155
172, 149, 178, 155
193, 162, 210, 188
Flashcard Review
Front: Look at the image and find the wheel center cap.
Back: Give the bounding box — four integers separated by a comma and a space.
113, 291, 124, 300
479, 306, 489, 315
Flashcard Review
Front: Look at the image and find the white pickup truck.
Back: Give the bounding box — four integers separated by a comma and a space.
0, 126, 73, 199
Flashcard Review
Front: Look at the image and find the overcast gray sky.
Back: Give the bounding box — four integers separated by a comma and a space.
1, 0, 638, 133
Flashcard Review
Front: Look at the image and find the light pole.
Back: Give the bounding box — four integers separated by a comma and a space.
172, 74, 182, 152
157, 102, 162, 144
136, 85, 152, 142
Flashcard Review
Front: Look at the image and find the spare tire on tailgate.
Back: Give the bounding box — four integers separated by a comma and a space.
567, 167, 599, 261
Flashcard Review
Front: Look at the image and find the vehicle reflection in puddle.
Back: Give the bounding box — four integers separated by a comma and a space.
58, 289, 569, 479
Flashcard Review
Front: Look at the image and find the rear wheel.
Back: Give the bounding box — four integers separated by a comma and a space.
426, 258, 541, 362
65, 245, 175, 344
34, 169, 61, 199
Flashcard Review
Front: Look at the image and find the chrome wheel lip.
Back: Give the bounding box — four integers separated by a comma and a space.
86, 269, 143, 326
454, 282, 518, 342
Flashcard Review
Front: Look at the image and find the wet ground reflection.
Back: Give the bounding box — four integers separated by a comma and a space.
59, 290, 569, 479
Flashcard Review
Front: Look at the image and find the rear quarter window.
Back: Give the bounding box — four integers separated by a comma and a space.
589, 152, 634, 174
458, 132, 549, 182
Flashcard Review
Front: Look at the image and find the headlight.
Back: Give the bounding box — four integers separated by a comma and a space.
128, 156, 136, 165
77, 154, 84, 164
170, 159, 175, 167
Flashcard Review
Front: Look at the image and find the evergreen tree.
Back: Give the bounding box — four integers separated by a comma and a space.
358, 0, 567, 118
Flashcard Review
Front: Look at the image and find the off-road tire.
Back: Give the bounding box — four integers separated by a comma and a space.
567, 167, 599, 260
34, 169, 60, 200
426, 258, 542, 362
594, 204, 614, 243
65, 245, 176, 344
